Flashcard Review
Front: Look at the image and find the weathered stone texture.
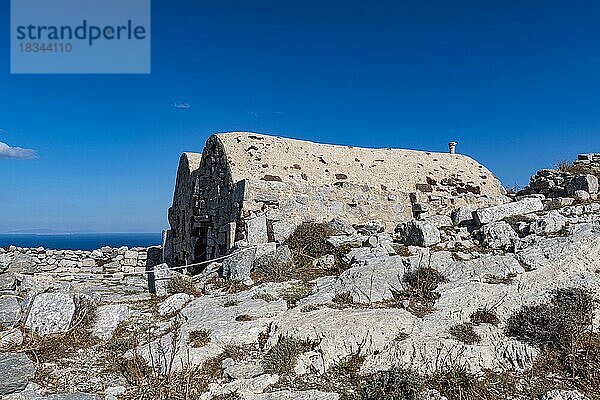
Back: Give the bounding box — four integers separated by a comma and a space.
165, 132, 504, 266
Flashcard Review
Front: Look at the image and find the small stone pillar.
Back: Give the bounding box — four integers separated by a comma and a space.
448, 141, 457, 154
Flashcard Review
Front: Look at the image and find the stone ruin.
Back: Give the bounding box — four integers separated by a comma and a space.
163, 132, 506, 268
519, 153, 600, 200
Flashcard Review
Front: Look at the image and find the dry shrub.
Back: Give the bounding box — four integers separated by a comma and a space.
167, 274, 200, 296
390, 265, 447, 317
359, 368, 423, 400
428, 366, 487, 400
449, 322, 481, 345
262, 336, 312, 375
332, 291, 354, 306
283, 223, 351, 281
470, 308, 500, 326
188, 329, 211, 348
506, 287, 594, 349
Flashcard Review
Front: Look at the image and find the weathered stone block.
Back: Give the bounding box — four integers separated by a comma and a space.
25, 293, 75, 335
474, 198, 543, 225
0, 352, 36, 395
395, 220, 441, 247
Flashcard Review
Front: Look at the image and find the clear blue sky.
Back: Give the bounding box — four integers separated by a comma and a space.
2, 0, 600, 233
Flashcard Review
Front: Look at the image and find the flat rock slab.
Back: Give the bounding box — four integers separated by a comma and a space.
25, 292, 75, 335
0, 296, 21, 326
0, 352, 36, 395
474, 198, 543, 225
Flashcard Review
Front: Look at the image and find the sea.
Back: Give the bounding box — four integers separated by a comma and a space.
0, 233, 162, 251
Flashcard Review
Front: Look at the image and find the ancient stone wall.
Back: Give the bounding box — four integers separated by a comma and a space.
164, 132, 506, 267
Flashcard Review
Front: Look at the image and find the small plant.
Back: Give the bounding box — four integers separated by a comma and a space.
235, 314, 255, 322
449, 322, 481, 345
167, 274, 200, 296
251, 292, 277, 302
212, 278, 250, 294
484, 273, 516, 285
332, 291, 354, 306
402, 266, 448, 301
359, 368, 423, 400
427, 365, 487, 400
506, 287, 594, 350
300, 304, 321, 313
281, 282, 314, 308
223, 299, 240, 307
470, 308, 500, 326
188, 329, 211, 348
283, 223, 351, 281
262, 336, 312, 375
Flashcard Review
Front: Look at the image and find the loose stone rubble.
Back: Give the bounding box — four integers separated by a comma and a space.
3, 151, 600, 399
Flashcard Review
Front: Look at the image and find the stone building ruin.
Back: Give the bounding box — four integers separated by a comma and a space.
163, 132, 505, 267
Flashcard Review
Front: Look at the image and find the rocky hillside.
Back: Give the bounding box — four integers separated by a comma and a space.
2, 156, 600, 400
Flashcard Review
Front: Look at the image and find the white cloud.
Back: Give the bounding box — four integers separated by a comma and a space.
171, 102, 191, 110
0, 142, 37, 160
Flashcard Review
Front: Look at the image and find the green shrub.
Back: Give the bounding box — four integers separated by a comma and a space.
281, 282, 314, 308
251, 292, 277, 302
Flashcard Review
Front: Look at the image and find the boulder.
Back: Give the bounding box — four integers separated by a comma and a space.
25, 293, 75, 335
0, 353, 36, 395
395, 220, 441, 247
473, 198, 543, 225
222, 247, 258, 282
246, 215, 269, 245
90, 304, 129, 340
565, 174, 599, 195
573, 190, 591, 201
479, 221, 518, 251
329, 218, 356, 236
527, 211, 567, 235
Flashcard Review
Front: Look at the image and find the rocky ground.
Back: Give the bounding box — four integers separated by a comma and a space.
3, 158, 600, 400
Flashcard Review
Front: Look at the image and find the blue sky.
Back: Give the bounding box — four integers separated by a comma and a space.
2, 0, 600, 233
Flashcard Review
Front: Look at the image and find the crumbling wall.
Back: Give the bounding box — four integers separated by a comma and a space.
166, 153, 202, 266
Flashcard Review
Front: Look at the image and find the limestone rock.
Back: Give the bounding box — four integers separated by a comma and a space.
527, 211, 567, 235
395, 220, 441, 247
329, 218, 356, 236
0, 272, 16, 291
25, 292, 75, 335
90, 304, 129, 340
245, 390, 340, 400
451, 206, 476, 226
540, 390, 589, 400
157, 293, 194, 316
222, 246, 258, 282
0, 328, 23, 348
478, 221, 519, 251
0, 353, 36, 395
0, 296, 21, 327
473, 198, 543, 225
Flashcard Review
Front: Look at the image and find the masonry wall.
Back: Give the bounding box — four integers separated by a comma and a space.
165, 132, 506, 268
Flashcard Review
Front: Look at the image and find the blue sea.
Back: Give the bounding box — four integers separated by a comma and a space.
0, 233, 162, 251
